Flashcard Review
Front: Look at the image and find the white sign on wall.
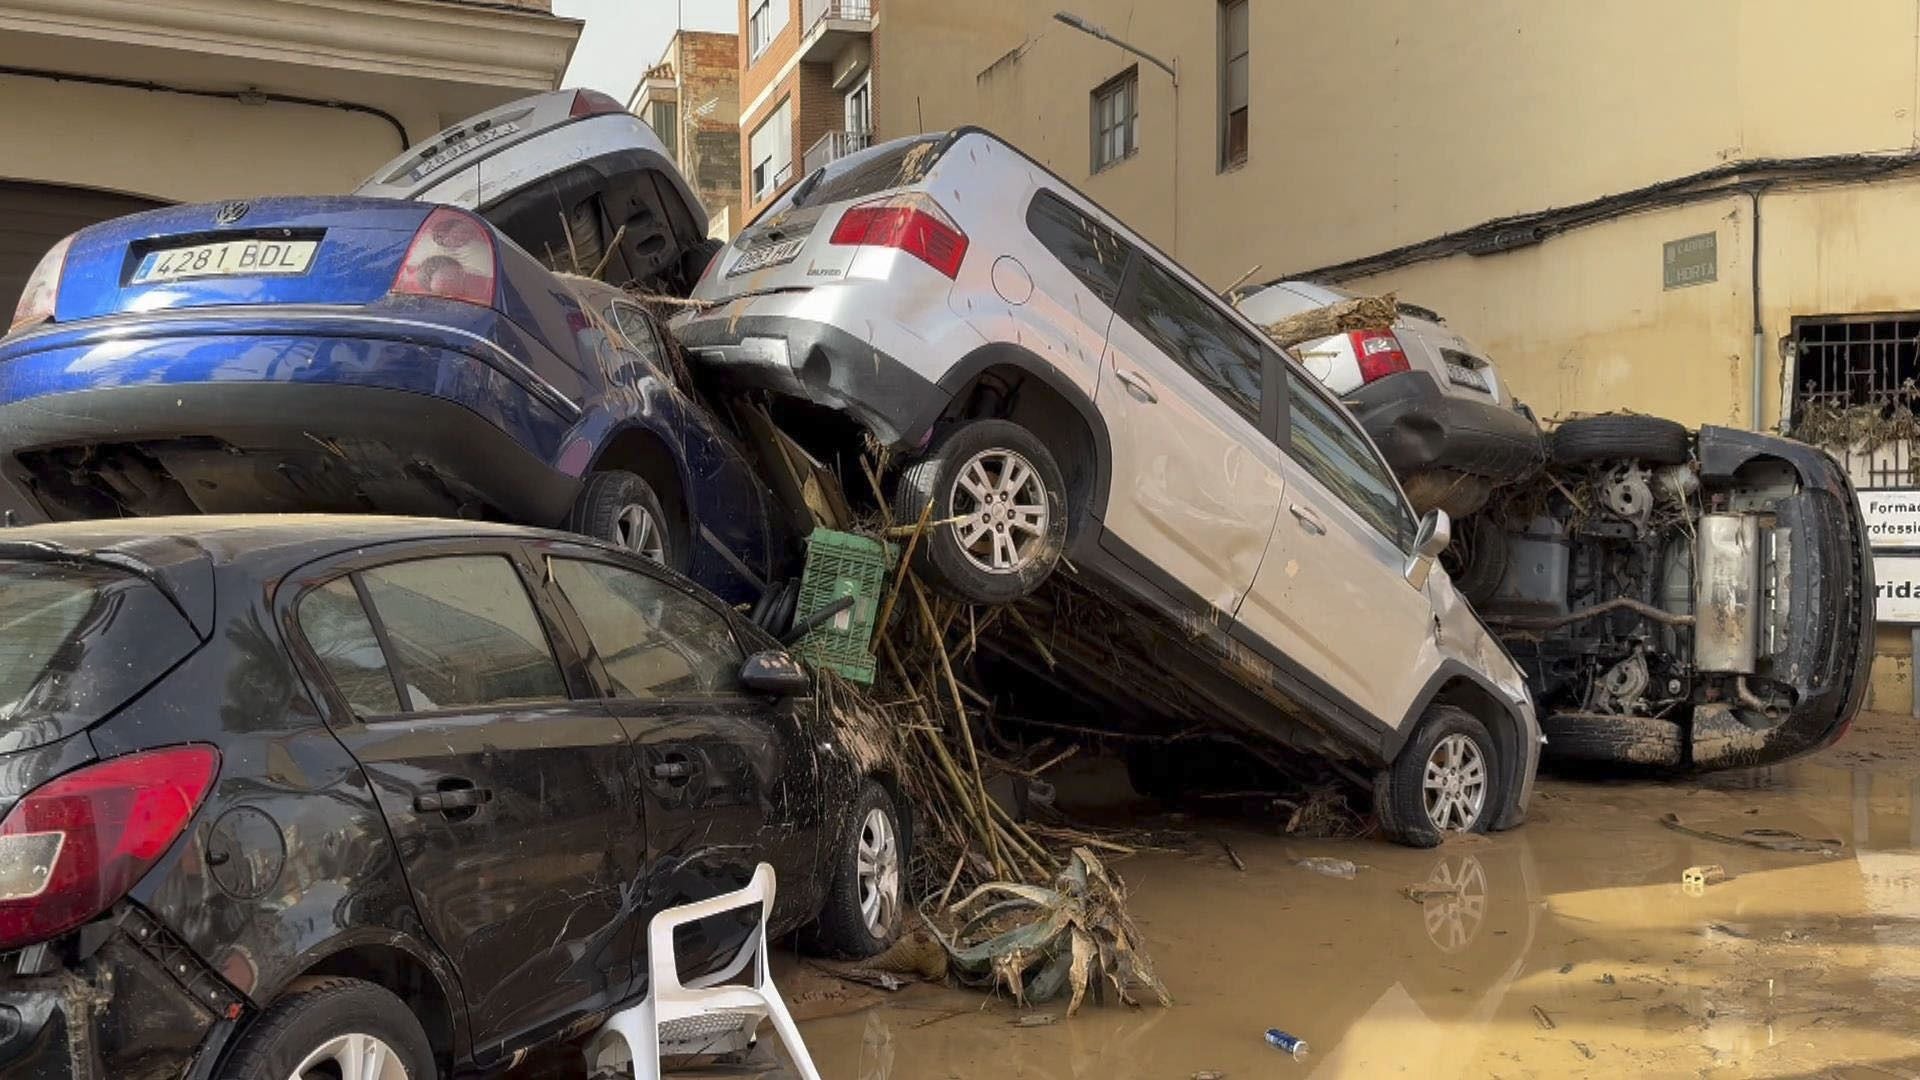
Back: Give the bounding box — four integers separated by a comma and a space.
1859, 489, 1920, 550
1876, 555, 1920, 624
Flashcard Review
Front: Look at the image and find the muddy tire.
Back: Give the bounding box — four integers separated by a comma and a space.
1541, 713, 1683, 767
568, 469, 684, 572
893, 420, 1069, 605
1550, 415, 1690, 466
810, 781, 906, 958
222, 977, 434, 1080
1376, 705, 1500, 848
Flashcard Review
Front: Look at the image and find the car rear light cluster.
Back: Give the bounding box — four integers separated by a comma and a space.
0, 746, 219, 952
828, 193, 970, 279
9, 234, 74, 335
570, 90, 626, 119
392, 207, 497, 307
1350, 328, 1412, 384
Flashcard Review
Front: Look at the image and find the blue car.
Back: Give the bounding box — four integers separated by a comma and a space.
0, 197, 784, 605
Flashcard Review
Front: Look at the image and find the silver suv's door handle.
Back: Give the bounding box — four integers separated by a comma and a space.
1289, 503, 1327, 536
1114, 368, 1158, 403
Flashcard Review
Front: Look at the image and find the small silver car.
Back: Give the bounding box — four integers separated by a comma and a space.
1235, 281, 1543, 518
673, 129, 1540, 846
354, 88, 716, 297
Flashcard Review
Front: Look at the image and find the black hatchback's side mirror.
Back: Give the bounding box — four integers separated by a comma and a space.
740, 650, 810, 696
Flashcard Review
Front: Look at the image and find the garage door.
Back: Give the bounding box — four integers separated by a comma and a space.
0, 182, 165, 323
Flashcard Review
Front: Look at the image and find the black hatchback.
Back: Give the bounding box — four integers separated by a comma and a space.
0, 516, 908, 1079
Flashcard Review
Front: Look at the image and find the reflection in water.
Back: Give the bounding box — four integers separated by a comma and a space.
1419, 854, 1488, 954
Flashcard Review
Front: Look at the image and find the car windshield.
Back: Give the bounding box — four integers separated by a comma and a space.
0, 560, 196, 750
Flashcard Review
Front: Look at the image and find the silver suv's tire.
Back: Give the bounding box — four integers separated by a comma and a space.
1376, 705, 1500, 848
893, 420, 1070, 605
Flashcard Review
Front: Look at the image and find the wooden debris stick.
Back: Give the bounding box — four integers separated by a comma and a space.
1259, 293, 1398, 350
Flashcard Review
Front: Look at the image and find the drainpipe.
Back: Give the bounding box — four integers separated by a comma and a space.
1749, 188, 1766, 432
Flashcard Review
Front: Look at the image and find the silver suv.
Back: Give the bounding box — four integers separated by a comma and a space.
673, 129, 1539, 845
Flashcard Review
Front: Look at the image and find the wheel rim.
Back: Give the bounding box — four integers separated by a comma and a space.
1422, 733, 1488, 832
612, 502, 667, 565
1420, 854, 1488, 954
288, 1034, 410, 1080
947, 448, 1050, 575
855, 806, 900, 937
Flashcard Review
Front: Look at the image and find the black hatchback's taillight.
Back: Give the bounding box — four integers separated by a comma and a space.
0, 745, 219, 951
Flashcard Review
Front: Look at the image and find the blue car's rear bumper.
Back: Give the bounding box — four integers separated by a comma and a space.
0, 312, 582, 526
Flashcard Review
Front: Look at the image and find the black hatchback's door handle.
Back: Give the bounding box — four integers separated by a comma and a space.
415, 786, 493, 813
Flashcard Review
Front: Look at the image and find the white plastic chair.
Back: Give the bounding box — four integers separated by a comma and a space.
585, 863, 821, 1080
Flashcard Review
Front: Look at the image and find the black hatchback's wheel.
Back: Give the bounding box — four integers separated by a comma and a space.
1550, 415, 1690, 466
221, 977, 433, 1080
567, 469, 683, 571
811, 781, 906, 958
893, 419, 1070, 604
1376, 705, 1500, 848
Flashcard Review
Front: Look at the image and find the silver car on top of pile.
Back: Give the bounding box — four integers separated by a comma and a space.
674, 128, 1539, 847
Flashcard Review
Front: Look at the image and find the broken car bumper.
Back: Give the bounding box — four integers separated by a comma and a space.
1346, 371, 1544, 482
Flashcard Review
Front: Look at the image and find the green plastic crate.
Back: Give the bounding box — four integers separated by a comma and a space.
792, 528, 898, 684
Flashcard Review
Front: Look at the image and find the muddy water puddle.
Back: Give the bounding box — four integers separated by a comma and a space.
793, 713, 1920, 1078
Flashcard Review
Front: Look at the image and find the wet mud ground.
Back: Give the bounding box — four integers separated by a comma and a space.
558, 710, 1920, 1078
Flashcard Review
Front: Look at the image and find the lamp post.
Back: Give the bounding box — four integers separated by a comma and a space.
1052, 10, 1180, 253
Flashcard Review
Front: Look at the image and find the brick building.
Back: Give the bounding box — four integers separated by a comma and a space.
737, 0, 875, 219
629, 30, 744, 240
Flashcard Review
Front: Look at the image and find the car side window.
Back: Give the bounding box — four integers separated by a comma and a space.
358, 555, 568, 711
1285, 369, 1418, 550
551, 558, 744, 698
1026, 191, 1130, 308
297, 578, 402, 717
1119, 257, 1267, 427
609, 301, 670, 372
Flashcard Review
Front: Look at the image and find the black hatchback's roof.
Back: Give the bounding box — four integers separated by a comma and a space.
0, 516, 579, 633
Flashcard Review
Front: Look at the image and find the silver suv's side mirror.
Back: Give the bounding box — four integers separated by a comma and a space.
1405, 509, 1452, 590
740, 650, 811, 696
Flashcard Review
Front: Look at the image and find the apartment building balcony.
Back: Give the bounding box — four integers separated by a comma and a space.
799, 0, 874, 64
804, 129, 871, 175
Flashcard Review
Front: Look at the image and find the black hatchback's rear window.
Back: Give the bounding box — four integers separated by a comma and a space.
793, 136, 948, 210
0, 561, 195, 750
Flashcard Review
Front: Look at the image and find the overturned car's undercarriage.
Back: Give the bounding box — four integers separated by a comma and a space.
1452, 416, 1874, 771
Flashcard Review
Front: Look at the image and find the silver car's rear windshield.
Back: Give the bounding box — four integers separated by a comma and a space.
789, 135, 948, 211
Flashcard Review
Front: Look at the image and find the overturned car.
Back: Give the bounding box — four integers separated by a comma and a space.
1453, 414, 1873, 770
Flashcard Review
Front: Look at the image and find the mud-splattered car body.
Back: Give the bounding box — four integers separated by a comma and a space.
0, 516, 899, 1078
1462, 422, 1874, 771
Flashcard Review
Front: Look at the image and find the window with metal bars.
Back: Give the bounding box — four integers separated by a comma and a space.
1790, 314, 1920, 489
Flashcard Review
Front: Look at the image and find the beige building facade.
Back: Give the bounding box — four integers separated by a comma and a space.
0, 0, 579, 304
630, 30, 744, 239
857, 0, 1920, 707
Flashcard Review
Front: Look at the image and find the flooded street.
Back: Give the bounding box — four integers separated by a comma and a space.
791, 711, 1920, 1078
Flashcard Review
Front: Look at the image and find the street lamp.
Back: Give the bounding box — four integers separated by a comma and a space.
1052, 10, 1180, 253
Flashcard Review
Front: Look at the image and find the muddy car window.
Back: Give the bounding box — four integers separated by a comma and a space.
551, 558, 743, 698
1122, 257, 1266, 427
609, 302, 669, 372
794, 135, 946, 209
1026, 191, 1130, 307
1285, 370, 1417, 548
358, 556, 566, 711
297, 578, 402, 717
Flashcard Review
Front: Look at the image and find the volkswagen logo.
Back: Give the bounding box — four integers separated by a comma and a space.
213, 201, 250, 226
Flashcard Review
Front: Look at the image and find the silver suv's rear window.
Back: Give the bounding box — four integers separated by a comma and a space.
0, 561, 194, 749
790, 135, 947, 210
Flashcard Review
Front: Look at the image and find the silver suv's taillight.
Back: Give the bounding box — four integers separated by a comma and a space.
828, 192, 969, 279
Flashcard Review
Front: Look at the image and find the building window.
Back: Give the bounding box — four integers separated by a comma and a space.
1220, 0, 1249, 169
749, 0, 787, 60
749, 98, 793, 202
1788, 314, 1920, 489
649, 100, 678, 161
1091, 67, 1138, 173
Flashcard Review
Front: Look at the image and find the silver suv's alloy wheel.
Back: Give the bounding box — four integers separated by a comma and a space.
856, 805, 900, 937
948, 448, 1050, 574
289, 1033, 411, 1080
613, 502, 666, 565
1422, 733, 1487, 831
